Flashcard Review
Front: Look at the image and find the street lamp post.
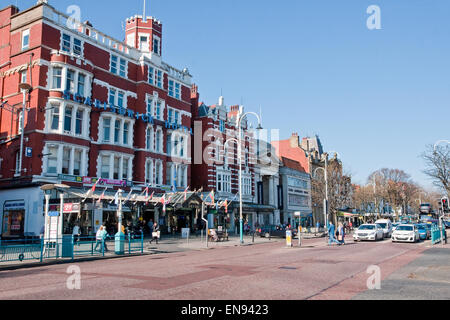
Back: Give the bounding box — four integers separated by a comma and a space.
224, 106, 262, 245
17, 83, 32, 177
115, 189, 124, 254
313, 164, 328, 243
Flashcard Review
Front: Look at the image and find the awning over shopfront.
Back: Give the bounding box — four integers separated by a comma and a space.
54, 187, 203, 209
337, 211, 361, 218
227, 202, 276, 214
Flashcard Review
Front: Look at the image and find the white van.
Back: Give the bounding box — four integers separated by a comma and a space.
375, 219, 393, 238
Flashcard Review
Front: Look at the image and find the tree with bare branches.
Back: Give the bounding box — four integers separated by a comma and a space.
422, 144, 450, 197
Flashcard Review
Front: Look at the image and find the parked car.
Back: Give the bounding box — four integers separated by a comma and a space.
392, 224, 420, 243
416, 224, 428, 241
375, 219, 393, 238
353, 224, 384, 242
258, 225, 297, 239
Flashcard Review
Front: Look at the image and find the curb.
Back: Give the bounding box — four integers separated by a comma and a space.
0, 252, 155, 272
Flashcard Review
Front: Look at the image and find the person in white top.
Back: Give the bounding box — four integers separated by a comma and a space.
72, 223, 81, 245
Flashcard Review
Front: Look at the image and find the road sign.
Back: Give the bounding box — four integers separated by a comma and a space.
48, 211, 59, 217
25, 147, 32, 158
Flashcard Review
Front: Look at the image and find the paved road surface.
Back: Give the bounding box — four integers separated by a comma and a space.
0, 237, 448, 300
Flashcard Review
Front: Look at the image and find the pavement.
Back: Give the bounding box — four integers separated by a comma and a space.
0, 232, 315, 271
0, 234, 449, 300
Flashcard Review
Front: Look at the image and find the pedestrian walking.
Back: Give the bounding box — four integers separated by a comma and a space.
149, 222, 160, 244
94, 226, 109, 252
328, 222, 340, 246
72, 223, 81, 245
94, 226, 104, 252
316, 221, 320, 235
338, 222, 346, 245
147, 219, 154, 235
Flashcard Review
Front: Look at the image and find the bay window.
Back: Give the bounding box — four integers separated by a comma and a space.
62, 148, 70, 174
103, 118, 111, 142
47, 147, 58, 174
75, 109, 83, 135
64, 106, 73, 132
50, 104, 60, 130
77, 74, 85, 96
66, 70, 75, 92
97, 153, 133, 181
101, 156, 110, 178
46, 101, 88, 138
123, 122, 129, 145
114, 120, 120, 144
52, 68, 62, 89
73, 150, 82, 176
113, 157, 120, 180
44, 143, 88, 177
123, 158, 130, 181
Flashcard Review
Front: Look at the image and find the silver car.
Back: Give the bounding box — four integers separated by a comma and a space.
392, 224, 420, 243
353, 224, 384, 242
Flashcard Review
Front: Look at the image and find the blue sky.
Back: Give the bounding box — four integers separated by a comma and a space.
15, 0, 450, 189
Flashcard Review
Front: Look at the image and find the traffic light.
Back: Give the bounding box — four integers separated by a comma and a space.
441, 197, 449, 213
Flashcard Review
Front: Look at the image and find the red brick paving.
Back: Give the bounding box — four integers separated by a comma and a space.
0, 238, 434, 300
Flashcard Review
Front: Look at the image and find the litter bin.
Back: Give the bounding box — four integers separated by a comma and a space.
62, 235, 74, 258
115, 232, 125, 255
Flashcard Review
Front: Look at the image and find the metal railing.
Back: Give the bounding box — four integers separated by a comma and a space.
0, 234, 145, 264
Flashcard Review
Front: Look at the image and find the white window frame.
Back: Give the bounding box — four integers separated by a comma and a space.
50, 64, 90, 97
99, 114, 135, 148
21, 29, 30, 51
43, 142, 89, 177
108, 87, 127, 109
60, 32, 84, 57
110, 54, 127, 78
97, 152, 134, 181
45, 99, 90, 139
152, 35, 161, 55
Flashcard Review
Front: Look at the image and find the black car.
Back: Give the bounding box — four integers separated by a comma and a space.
257, 225, 297, 239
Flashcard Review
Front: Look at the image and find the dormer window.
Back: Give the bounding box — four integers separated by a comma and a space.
61, 33, 83, 56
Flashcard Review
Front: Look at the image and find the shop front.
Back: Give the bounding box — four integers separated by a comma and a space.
228, 203, 277, 232
2, 200, 26, 238
0, 187, 45, 240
